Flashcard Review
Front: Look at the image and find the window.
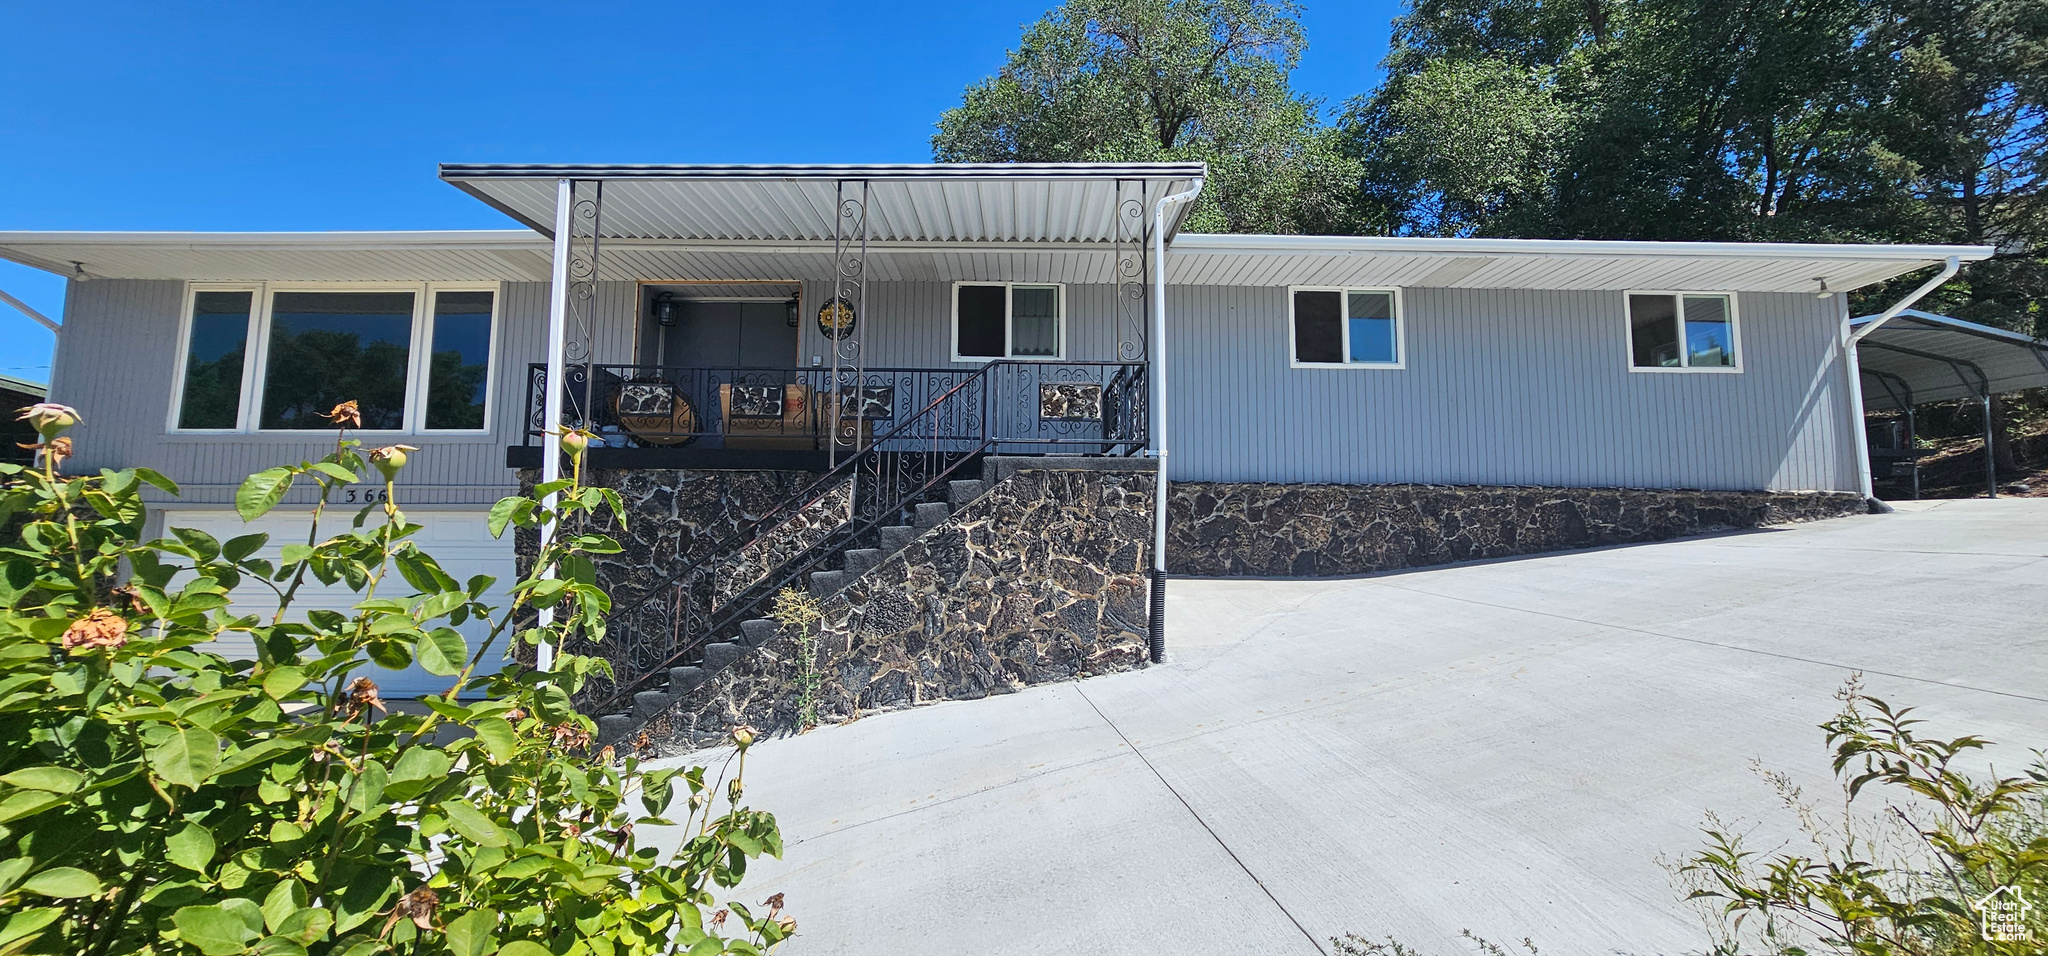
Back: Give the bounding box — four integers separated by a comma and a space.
1627, 292, 1739, 371
1290, 288, 1402, 367
170, 284, 497, 433
175, 291, 255, 429
423, 291, 496, 429
952, 283, 1064, 360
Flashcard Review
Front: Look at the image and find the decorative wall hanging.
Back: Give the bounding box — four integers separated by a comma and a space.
816, 296, 858, 340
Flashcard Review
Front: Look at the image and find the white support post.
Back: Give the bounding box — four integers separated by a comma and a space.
1147, 178, 1203, 664
536, 178, 574, 672
1845, 254, 1962, 506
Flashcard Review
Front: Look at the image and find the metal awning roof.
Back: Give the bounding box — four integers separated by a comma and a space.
1168, 234, 1994, 293
1853, 310, 2048, 409
437, 162, 1208, 244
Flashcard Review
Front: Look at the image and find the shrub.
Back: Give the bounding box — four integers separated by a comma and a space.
1682, 678, 2046, 955
0, 407, 792, 955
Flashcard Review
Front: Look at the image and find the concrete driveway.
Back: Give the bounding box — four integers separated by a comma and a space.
648, 499, 2048, 955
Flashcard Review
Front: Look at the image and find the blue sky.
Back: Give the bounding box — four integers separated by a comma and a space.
0, 1, 1402, 383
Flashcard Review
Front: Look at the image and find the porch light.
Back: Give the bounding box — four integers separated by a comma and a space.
1815, 278, 1834, 300
785, 296, 800, 327
653, 291, 678, 326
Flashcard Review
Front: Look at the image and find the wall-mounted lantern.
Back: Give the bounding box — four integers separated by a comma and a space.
653, 291, 679, 327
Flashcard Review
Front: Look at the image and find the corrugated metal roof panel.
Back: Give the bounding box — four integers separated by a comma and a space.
438, 163, 1204, 243
1853, 311, 2048, 407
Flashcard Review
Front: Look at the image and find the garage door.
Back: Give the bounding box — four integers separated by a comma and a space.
159, 509, 518, 697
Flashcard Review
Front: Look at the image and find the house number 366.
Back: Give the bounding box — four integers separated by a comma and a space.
345, 488, 390, 504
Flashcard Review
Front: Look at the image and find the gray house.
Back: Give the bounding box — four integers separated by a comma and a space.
0, 163, 1993, 747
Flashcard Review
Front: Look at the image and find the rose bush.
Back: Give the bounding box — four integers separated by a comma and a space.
0, 405, 791, 955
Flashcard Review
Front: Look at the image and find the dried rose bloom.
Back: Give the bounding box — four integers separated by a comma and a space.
381, 886, 440, 937
323, 400, 362, 430
62, 608, 128, 651
551, 722, 592, 751
109, 585, 150, 616
41, 436, 72, 471
343, 677, 386, 720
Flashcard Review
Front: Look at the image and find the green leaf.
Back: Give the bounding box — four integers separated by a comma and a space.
442, 798, 508, 847
414, 590, 468, 622
388, 748, 453, 784
222, 532, 270, 563
486, 497, 535, 538
149, 726, 222, 789
261, 666, 308, 700
172, 527, 223, 563
0, 766, 84, 792
0, 907, 62, 947
253, 936, 310, 956
18, 867, 100, 899
416, 628, 468, 677
166, 821, 217, 873
308, 461, 358, 484
0, 791, 66, 823
273, 907, 333, 945
498, 942, 552, 956
261, 879, 309, 933
443, 907, 499, 956
134, 466, 181, 495
175, 902, 263, 956
236, 467, 296, 521
364, 639, 413, 670
472, 717, 516, 764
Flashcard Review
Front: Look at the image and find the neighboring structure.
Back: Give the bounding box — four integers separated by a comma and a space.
0, 162, 1996, 746
0, 373, 49, 464
1851, 309, 2048, 499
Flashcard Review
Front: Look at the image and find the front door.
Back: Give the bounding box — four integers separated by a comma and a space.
662, 301, 797, 368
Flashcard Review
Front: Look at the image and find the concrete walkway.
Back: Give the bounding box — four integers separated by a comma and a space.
647, 499, 2048, 955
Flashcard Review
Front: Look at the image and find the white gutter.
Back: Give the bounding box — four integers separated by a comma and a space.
1849, 256, 1962, 344
1173, 233, 1995, 263
1844, 255, 1964, 501
0, 288, 59, 333
1147, 178, 1203, 664
535, 178, 574, 672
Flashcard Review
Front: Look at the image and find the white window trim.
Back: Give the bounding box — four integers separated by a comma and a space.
166, 284, 265, 434
949, 281, 1067, 362
1623, 290, 1743, 374
168, 281, 503, 436
1287, 286, 1406, 369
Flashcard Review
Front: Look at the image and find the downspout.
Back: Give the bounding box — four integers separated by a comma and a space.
0, 287, 60, 333
535, 178, 575, 672
1148, 177, 1203, 665
1843, 255, 1962, 506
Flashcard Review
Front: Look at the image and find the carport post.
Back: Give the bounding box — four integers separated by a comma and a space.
1981, 391, 1998, 498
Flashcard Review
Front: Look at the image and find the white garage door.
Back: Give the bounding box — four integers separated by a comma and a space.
158, 508, 518, 697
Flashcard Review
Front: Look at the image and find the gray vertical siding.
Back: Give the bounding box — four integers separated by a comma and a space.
47, 273, 1860, 500
1168, 287, 1860, 491
791, 281, 1132, 368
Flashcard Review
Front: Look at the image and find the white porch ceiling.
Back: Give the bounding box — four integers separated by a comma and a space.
437, 163, 1207, 245
0, 229, 1994, 295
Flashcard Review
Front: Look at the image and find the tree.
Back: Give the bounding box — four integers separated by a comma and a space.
931, 0, 1359, 234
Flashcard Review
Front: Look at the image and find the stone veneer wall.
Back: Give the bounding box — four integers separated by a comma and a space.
514, 467, 831, 599
1167, 482, 1867, 577
635, 466, 1156, 754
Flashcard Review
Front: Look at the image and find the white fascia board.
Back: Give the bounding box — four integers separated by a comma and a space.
1168, 233, 1996, 263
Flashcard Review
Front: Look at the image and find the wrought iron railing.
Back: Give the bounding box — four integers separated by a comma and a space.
523, 362, 1150, 455
557, 361, 1148, 717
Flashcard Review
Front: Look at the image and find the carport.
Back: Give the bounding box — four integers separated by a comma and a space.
1853, 309, 2048, 498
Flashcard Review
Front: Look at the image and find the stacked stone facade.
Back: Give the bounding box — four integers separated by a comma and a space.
1167, 482, 1866, 577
